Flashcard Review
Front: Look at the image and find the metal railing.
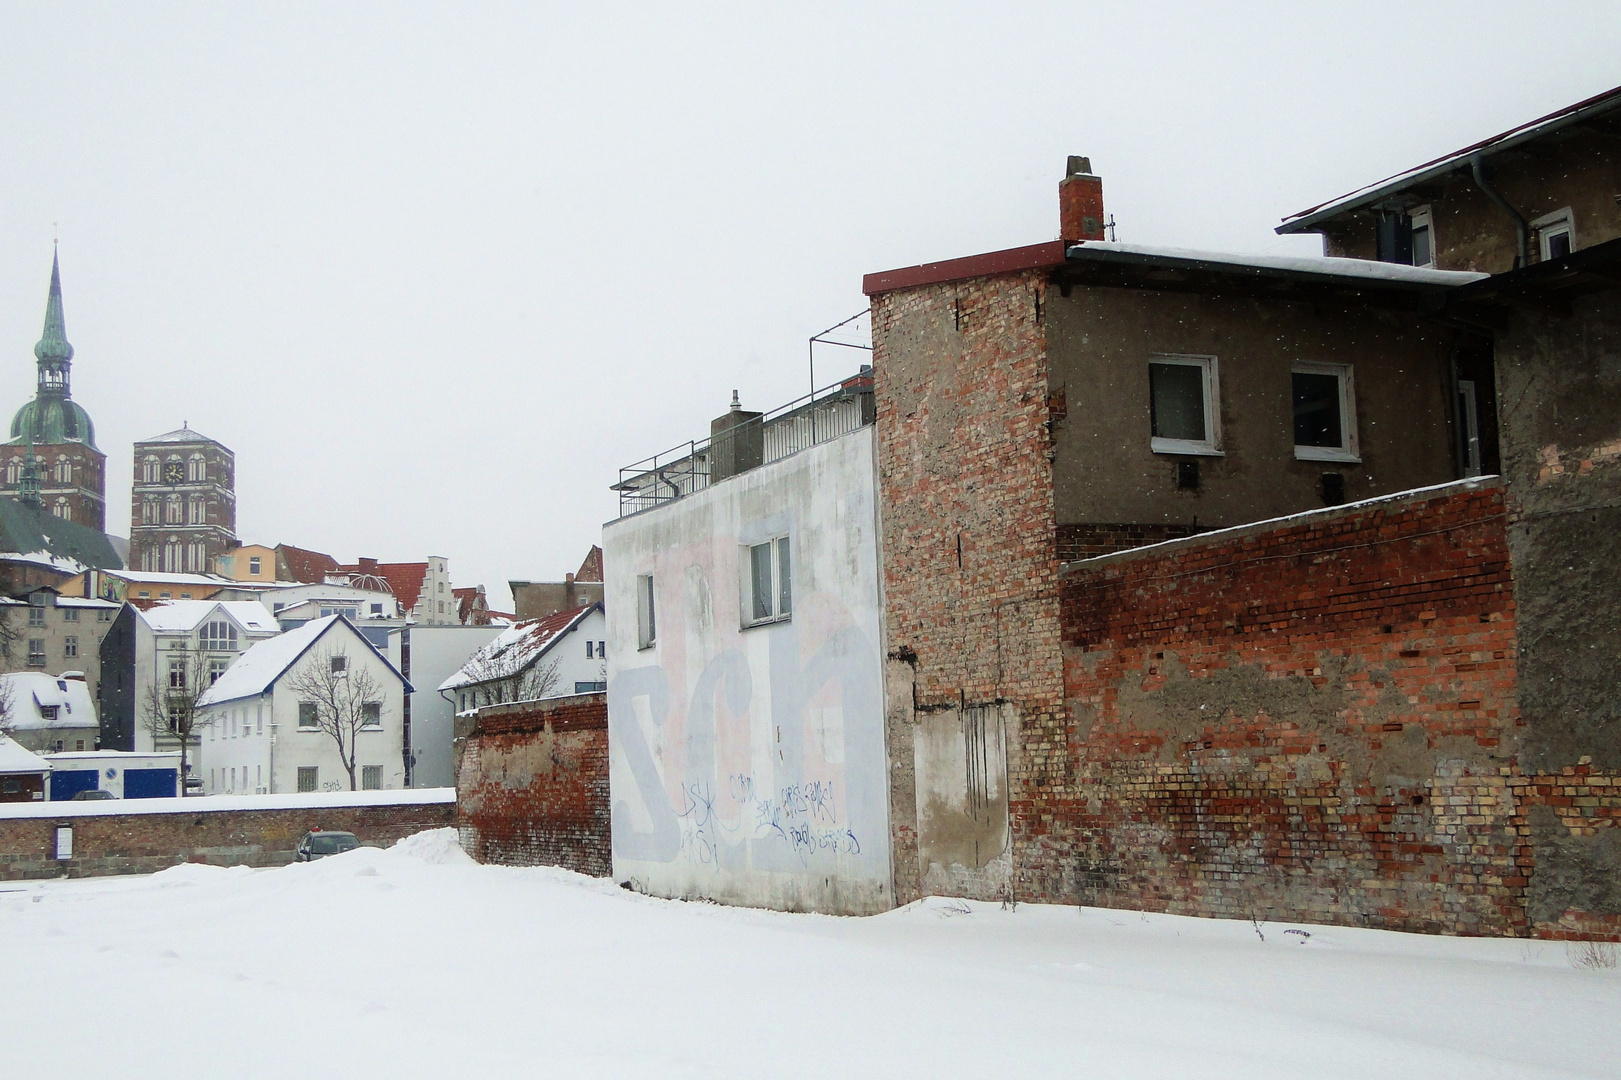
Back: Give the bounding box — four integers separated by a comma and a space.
614, 371, 874, 517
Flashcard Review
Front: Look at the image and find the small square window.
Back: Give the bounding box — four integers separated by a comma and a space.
362, 765, 382, 790
249, 557, 261, 575
330, 655, 348, 675
1149, 356, 1221, 456
62, 608, 78, 623
361, 702, 381, 729
636, 573, 656, 649
27, 607, 44, 627
744, 535, 793, 626
298, 702, 319, 730
297, 767, 318, 793
1292, 362, 1360, 463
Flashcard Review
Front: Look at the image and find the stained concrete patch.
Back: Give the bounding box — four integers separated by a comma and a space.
1527, 805, 1621, 926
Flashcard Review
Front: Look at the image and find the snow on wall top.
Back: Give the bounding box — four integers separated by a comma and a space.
0, 786, 456, 818
437, 604, 595, 692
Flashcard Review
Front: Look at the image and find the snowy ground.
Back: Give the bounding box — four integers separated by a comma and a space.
2, 831, 1615, 1079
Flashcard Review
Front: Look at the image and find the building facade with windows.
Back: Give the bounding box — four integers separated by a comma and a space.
1, 253, 106, 530
128, 427, 237, 575
603, 385, 890, 915
0, 670, 99, 754
96, 599, 281, 757
194, 614, 411, 795
438, 603, 606, 715
0, 590, 120, 703
385, 622, 505, 787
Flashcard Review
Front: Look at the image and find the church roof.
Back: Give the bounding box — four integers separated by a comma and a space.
137, 426, 228, 447
0, 495, 122, 573
8, 252, 99, 452
34, 252, 72, 365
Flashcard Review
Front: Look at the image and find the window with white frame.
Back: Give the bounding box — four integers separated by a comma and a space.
1149, 355, 1221, 455
743, 536, 792, 626
1533, 207, 1575, 262
636, 573, 656, 649
1291, 362, 1360, 462
200, 620, 238, 652
1409, 205, 1435, 268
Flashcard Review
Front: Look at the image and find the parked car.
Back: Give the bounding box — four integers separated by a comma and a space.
296, 830, 360, 861
71, 789, 117, 801
183, 776, 205, 795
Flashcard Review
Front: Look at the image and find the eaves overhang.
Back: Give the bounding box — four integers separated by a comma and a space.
1277, 84, 1621, 235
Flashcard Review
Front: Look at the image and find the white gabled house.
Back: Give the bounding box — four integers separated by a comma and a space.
438, 603, 606, 714
194, 615, 412, 795
1, 671, 98, 754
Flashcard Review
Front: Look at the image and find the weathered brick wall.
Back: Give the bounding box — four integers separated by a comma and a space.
872, 269, 1066, 903
454, 693, 609, 877
0, 798, 455, 880
1048, 479, 1619, 940
1056, 522, 1210, 562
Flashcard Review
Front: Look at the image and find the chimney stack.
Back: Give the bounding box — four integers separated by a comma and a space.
1059, 155, 1106, 242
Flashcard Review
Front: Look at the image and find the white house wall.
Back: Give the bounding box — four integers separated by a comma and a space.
267, 630, 406, 794
386, 625, 504, 788
603, 427, 890, 915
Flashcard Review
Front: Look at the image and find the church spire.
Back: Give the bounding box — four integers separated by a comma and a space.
34, 249, 73, 398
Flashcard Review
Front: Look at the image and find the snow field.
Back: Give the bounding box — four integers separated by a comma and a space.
0, 829, 1614, 1079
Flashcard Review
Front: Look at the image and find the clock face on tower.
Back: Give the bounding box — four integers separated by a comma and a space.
163, 461, 184, 485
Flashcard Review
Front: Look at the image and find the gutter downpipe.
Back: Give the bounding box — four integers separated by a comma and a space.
1469, 153, 1528, 268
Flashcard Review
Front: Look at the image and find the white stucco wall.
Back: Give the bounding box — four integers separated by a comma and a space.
386, 624, 504, 788
603, 426, 890, 915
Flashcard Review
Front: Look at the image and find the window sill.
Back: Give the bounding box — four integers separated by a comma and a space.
1294, 446, 1361, 464
1150, 438, 1224, 458
637, 641, 656, 652
741, 614, 792, 631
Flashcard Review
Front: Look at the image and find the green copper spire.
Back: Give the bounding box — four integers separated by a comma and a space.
18, 438, 41, 507
34, 248, 73, 395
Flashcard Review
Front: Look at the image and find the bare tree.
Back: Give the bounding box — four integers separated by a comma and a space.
0, 671, 16, 740
518, 656, 562, 702
140, 642, 219, 790
455, 651, 561, 708
285, 646, 383, 791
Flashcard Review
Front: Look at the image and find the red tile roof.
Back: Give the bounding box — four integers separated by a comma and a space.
277, 544, 338, 584
333, 561, 430, 613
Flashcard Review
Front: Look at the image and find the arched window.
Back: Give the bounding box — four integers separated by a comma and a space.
188, 497, 206, 525
142, 499, 159, 525
187, 541, 206, 572
140, 547, 155, 572
165, 495, 182, 524
163, 539, 182, 574
55, 456, 71, 483
142, 456, 159, 483
4, 458, 19, 485
188, 455, 205, 482
52, 498, 70, 520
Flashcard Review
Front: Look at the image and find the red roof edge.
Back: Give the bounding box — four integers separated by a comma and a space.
862, 240, 1067, 296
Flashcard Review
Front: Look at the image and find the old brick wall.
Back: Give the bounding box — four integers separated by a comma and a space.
455, 693, 609, 877
1049, 479, 1618, 940
1056, 523, 1210, 562
872, 268, 1066, 904
0, 796, 455, 880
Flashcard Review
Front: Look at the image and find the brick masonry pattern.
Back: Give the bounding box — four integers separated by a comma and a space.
454, 694, 610, 877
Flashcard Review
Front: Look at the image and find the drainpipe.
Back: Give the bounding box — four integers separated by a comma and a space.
1469, 153, 1528, 268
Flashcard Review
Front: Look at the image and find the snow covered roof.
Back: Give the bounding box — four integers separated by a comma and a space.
140, 600, 279, 634
0, 672, 96, 730
137, 426, 226, 446
0, 735, 49, 775
54, 596, 119, 609
438, 604, 596, 692
111, 570, 231, 586
1279, 85, 1621, 234
198, 615, 410, 707
1063, 241, 1486, 286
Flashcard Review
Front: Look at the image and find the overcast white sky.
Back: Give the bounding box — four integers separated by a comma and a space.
0, 3, 1616, 607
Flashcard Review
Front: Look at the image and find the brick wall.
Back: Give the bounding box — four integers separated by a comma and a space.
871, 269, 1066, 903
454, 693, 609, 876
1056, 522, 1210, 562
1045, 479, 1619, 940
0, 796, 454, 880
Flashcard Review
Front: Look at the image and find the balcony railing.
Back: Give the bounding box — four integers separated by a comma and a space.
614, 371, 874, 517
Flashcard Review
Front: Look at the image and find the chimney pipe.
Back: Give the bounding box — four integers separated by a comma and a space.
1060, 156, 1106, 242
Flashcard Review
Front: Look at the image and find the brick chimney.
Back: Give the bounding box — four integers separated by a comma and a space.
358, 557, 379, 575
1059, 156, 1106, 242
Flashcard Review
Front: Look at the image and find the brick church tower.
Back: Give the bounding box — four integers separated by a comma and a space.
1, 251, 107, 528
129, 427, 237, 574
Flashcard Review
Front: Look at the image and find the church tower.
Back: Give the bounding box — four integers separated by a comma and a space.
1, 252, 107, 529
129, 426, 237, 574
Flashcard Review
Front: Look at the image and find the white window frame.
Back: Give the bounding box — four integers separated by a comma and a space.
1409, 204, 1435, 268
636, 573, 656, 650
741, 535, 793, 628
1291, 361, 1361, 464
1532, 207, 1575, 262
1148, 354, 1223, 457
